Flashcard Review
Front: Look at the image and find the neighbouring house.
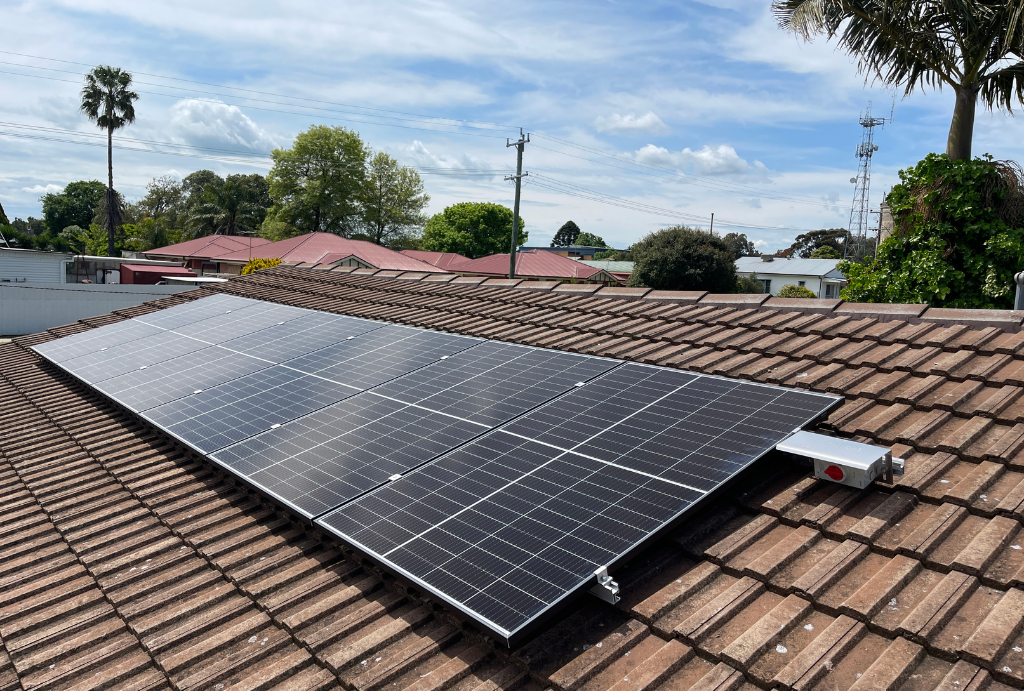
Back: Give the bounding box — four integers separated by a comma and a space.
0, 247, 74, 283
525, 245, 616, 261
142, 235, 273, 275
579, 259, 633, 282
400, 249, 471, 271
449, 249, 620, 284
1, 268, 1021, 689
119, 263, 197, 285
147, 232, 447, 275
735, 255, 846, 298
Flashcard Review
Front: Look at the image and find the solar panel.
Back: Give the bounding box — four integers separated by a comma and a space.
218, 313, 384, 363
31, 318, 166, 363
317, 363, 840, 644
133, 293, 260, 329
60, 331, 212, 383
171, 301, 309, 343
208, 343, 618, 517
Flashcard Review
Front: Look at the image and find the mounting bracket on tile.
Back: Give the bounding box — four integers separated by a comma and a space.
776, 431, 903, 489
590, 567, 620, 604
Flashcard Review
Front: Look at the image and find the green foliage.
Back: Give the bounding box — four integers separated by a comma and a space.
790, 228, 848, 258
265, 125, 369, 237
1, 216, 76, 252
241, 257, 283, 275
359, 151, 430, 246
60, 223, 120, 256
810, 245, 841, 259
40, 180, 106, 233
422, 202, 526, 258
575, 231, 608, 247
190, 174, 271, 237
722, 232, 758, 259
627, 225, 737, 292
552, 220, 581, 247
735, 274, 765, 294
778, 284, 818, 297
122, 218, 183, 253
840, 153, 1024, 308
594, 248, 633, 261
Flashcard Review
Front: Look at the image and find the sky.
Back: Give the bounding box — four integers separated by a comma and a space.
2, 0, 1022, 252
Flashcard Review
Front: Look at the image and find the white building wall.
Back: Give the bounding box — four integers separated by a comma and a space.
0, 282, 190, 335
0, 252, 71, 283
737, 272, 841, 297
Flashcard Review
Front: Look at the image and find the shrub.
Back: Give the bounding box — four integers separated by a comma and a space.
778, 284, 818, 298
810, 245, 841, 259
241, 257, 282, 275
627, 225, 736, 292
735, 274, 764, 293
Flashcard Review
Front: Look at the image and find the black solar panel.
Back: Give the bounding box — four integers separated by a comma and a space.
210, 393, 488, 516
317, 363, 840, 644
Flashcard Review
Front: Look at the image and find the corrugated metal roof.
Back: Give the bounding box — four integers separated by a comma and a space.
400, 249, 470, 270
450, 249, 605, 279
580, 260, 634, 273
735, 256, 844, 278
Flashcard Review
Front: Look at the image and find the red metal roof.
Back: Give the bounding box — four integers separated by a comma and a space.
144, 235, 272, 259
400, 250, 470, 270
119, 264, 197, 274
449, 249, 607, 280
214, 233, 446, 272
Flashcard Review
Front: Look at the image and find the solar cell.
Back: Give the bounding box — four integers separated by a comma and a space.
211, 393, 488, 516
219, 313, 386, 363
143, 365, 363, 453
31, 319, 165, 363
171, 301, 309, 343
134, 293, 259, 329
60, 331, 211, 383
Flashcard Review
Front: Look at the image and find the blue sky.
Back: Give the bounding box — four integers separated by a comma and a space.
2, 0, 1022, 251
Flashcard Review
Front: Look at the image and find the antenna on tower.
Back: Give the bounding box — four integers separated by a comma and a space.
846, 102, 888, 261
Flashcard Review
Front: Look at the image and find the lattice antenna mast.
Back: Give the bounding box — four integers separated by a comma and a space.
846, 103, 887, 260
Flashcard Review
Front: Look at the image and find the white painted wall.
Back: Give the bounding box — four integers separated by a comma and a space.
0, 282, 190, 335
0, 250, 72, 283
736, 272, 844, 297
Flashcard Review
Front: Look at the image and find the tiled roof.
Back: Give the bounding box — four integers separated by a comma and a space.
2, 266, 1024, 690
450, 250, 609, 281
144, 235, 273, 259
401, 250, 471, 271
213, 233, 446, 273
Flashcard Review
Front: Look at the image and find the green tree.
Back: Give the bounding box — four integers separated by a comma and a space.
137, 175, 185, 227
80, 65, 139, 256
789, 228, 848, 257
359, 152, 430, 246
265, 125, 368, 237
736, 274, 765, 293
810, 245, 841, 259
422, 202, 526, 258
551, 220, 581, 246
722, 232, 758, 259
778, 284, 818, 297
189, 174, 271, 237
627, 225, 737, 292
40, 180, 106, 234
60, 223, 118, 256
840, 153, 1024, 308
576, 231, 608, 247
773, 0, 1024, 161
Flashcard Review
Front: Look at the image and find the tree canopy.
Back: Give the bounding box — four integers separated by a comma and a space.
551, 220, 581, 247
265, 125, 368, 237
627, 225, 737, 292
575, 231, 608, 248
40, 180, 106, 234
722, 232, 758, 259
422, 202, 526, 258
359, 152, 430, 246
189, 174, 271, 237
789, 228, 848, 257
840, 153, 1024, 308
810, 245, 841, 259
773, 0, 1024, 160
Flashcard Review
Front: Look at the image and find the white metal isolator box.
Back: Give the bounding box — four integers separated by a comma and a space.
776, 431, 903, 489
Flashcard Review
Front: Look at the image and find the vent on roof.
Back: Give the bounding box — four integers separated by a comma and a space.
776, 431, 903, 488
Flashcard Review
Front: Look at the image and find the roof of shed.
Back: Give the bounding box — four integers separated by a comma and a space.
1, 266, 1023, 691
736, 256, 845, 279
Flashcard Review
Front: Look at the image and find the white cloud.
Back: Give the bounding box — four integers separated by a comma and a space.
21, 184, 64, 195
635, 143, 766, 176
167, 99, 279, 152
402, 140, 491, 171
594, 112, 668, 135
742, 197, 762, 208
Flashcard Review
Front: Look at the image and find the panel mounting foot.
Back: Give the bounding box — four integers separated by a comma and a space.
590, 567, 619, 604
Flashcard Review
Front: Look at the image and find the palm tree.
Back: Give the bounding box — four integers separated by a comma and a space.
190, 177, 268, 237
80, 66, 138, 256
772, 0, 1024, 161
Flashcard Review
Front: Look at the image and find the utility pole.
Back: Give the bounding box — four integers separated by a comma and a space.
709, 213, 714, 235
505, 128, 529, 279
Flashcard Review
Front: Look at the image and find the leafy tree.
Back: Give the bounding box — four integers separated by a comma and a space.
137, 175, 185, 228
790, 228, 848, 257
122, 218, 183, 252
736, 274, 765, 293
241, 257, 283, 275
80, 65, 139, 256
265, 125, 368, 237
595, 248, 633, 260
60, 223, 119, 256
778, 284, 818, 297
359, 151, 430, 246
627, 225, 737, 292
190, 174, 271, 236
40, 180, 106, 234
722, 232, 758, 259
551, 220, 581, 246
810, 245, 841, 259
840, 153, 1024, 308
576, 231, 609, 248
773, 0, 1024, 161
422, 202, 526, 258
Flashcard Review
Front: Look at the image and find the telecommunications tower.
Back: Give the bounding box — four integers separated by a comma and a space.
846, 103, 888, 260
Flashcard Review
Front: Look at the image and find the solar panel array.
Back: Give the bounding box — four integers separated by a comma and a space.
33, 293, 842, 645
